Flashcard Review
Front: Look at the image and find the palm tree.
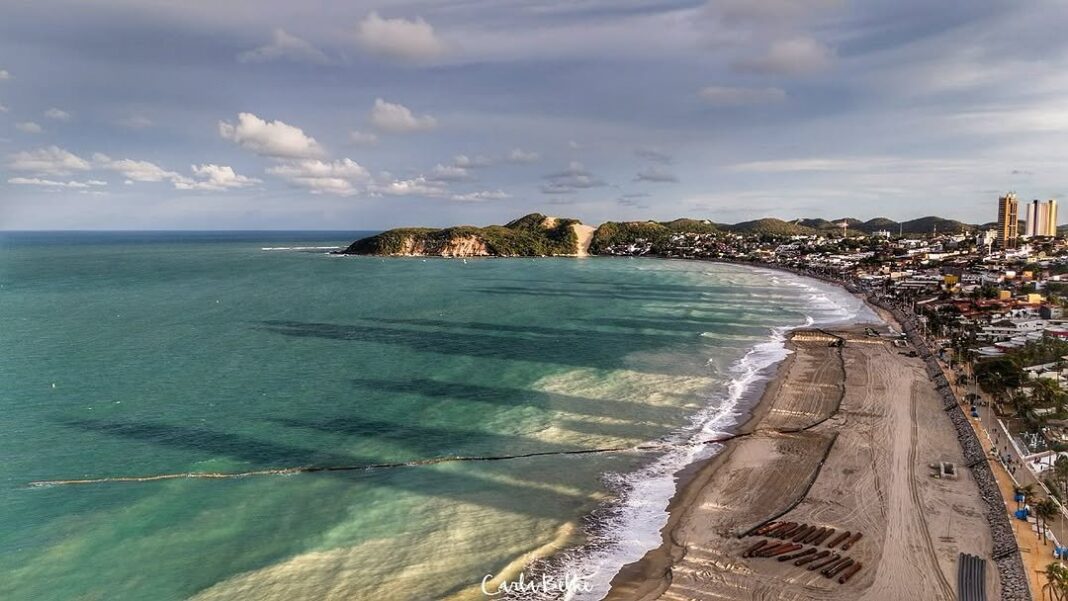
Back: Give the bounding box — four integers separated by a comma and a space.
1037, 499, 1060, 544
1044, 562, 1068, 601
1055, 456, 1068, 500
1016, 391, 1038, 418
1033, 378, 1065, 417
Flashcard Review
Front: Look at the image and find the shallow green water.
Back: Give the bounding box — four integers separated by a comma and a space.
0, 232, 870, 600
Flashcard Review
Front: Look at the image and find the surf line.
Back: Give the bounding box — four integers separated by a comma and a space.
27, 433, 752, 488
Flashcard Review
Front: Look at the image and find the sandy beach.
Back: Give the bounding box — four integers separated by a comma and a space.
604, 322, 998, 601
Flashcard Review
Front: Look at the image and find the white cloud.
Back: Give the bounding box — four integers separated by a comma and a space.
16, 121, 43, 133
267, 158, 370, 196
369, 98, 437, 133
117, 115, 154, 129
267, 158, 369, 180
371, 176, 448, 197
93, 153, 190, 185
219, 112, 325, 158
698, 85, 787, 106
450, 190, 510, 202
635, 165, 679, 183
427, 163, 471, 182
0, 69, 10, 81
0, 103, 7, 113
7, 147, 254, 193
175, 164, 261, 191
295, 177, 359, 195
238, 28, 329, 64
90, 155, 261, 191
507, 148, 540, 163
355, 12, 446, 61
349, 130, 378, 145
950, 104, 1068, 135
8, 146, 91, 174
727, 156, 975, 174
7, 177, 106, 189
453, 154, 492, 168
733, 36, 834, 75
44, 108, 72, 121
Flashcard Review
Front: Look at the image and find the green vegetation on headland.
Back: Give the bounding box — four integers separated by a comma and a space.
341, 213, 580, 256
586, 219, 719, 254
342, 212, 979, 257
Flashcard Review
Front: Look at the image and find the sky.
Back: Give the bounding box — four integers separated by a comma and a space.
1, 0, 1067, 229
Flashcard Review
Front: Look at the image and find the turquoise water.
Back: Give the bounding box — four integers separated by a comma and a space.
0, 233, 870, 600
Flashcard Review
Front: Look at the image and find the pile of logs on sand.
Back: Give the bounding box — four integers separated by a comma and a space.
740, 522, 865, 584
958, 553, 989, 601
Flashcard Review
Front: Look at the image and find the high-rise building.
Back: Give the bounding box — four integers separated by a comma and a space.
1025, 200, 1038, 237
1025, 199, 1058, 237
997, 193, 1018, 249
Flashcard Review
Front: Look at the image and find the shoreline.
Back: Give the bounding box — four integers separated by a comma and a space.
593, 260, 1028, 601
601, 335, 808, 600
498, 263, 873, 600
601, 316, 854, 600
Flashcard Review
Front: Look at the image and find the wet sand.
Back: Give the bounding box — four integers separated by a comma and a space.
604, 325, 997, 601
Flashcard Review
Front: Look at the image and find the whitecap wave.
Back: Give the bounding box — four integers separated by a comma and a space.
260, 246, 341, 251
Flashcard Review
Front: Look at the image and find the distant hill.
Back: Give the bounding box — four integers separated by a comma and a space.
588, 218, 721, 253
661, 218, 720, 234
823, 216, 976, 235
796, 218, 837, 230
591, 214, 980, 250
795, 217, 863, 231
898, 216, 972, 234
588, 221, 670, 253
725, 218, 818, 236
853, 217, 898, 233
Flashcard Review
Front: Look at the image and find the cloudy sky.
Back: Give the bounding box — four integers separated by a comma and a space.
1, 0, 1066, 229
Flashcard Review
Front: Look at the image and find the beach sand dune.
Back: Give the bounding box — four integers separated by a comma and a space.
606, 326, 996, 601
572, 224, 595, 257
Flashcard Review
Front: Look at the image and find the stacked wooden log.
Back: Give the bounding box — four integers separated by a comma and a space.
739, 522, 865, 584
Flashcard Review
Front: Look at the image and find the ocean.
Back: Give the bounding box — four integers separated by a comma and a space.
0, 232, 874, 601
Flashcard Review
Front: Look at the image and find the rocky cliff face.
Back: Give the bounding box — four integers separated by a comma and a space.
397, 234, 491, 257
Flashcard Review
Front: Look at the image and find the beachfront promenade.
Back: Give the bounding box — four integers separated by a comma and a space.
947, 361, 1067, 599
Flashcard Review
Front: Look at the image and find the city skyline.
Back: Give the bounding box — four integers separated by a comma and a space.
2, 1, 1067, 230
